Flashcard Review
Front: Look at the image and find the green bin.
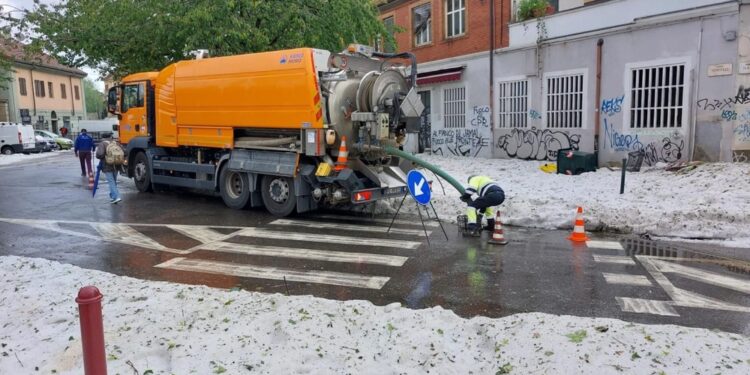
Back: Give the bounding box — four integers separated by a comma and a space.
556, 149, 597, 175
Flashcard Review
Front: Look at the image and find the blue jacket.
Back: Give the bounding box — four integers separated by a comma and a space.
74, 133, 95, 153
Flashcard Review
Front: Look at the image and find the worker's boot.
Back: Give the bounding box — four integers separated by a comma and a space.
470, 214, 483, 237
484, 219, 495, 232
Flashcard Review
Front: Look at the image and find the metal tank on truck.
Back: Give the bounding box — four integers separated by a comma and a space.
107, 44, 425, 216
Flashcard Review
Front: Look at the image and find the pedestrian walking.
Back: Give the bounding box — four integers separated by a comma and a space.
74, 129, 95, 176
460, 175, 506, 235
95, 133, 126, 204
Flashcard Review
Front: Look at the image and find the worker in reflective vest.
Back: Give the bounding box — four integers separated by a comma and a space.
460, 175, 506, 233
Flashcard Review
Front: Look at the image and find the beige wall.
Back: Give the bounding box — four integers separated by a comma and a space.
14, 67, 85, 113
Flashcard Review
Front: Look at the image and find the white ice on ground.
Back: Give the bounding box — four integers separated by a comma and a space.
402, 155, 750, 247
0, 150, 68, 166
1, 256, 748, 374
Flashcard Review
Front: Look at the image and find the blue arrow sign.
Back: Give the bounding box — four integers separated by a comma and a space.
407, 170, 431, 206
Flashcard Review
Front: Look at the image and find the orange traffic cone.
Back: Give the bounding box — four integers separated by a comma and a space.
334, 136, 349, 172
568, 206, 590, 242
88, 175, 94, 190
488, 211, 508, 245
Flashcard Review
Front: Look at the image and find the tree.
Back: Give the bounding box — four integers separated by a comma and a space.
83, 78, 105, 118
14, 0, 395, 79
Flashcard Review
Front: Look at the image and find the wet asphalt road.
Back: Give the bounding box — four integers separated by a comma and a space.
1, 151, 749, 334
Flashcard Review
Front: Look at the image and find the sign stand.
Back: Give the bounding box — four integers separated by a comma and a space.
386, 170, 449, 246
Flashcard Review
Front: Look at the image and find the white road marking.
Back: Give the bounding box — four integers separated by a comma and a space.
168, 225, 233, 244
616, 297, 680, 317
237, 227, 422, 249
636, 256, 750, 313
586, 240, 624, 251
310, 214, 439, 228
644, 257, 750, 295
593, 254, 636, 265
269, 219, 431, 237
199, 241, 408, 267
155, 257, 390, 289
602, 273, 653, 286
91, 223, 167, 250
0, 218, 189, 254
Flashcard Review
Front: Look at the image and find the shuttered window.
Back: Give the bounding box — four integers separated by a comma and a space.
544, 72, 585, 128
498, 79, 529, 128
443, 87, 466, 128
629, 63, 686, 128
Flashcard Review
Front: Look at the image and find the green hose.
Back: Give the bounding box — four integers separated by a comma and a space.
383, 145, 466, 195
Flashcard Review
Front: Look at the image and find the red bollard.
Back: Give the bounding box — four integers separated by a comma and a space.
76, 286, 108, 375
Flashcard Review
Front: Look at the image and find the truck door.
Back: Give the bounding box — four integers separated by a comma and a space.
119, 82, 147, 144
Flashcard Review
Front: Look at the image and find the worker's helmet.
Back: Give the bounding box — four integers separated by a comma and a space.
467, 175, 477, 183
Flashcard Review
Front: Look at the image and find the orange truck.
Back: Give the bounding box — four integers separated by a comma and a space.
107, 44, 423, 216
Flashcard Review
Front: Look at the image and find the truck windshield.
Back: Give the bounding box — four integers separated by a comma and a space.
122, 83, 144, 112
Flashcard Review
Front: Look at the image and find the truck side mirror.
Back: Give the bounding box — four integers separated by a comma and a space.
107, 86, 121, 115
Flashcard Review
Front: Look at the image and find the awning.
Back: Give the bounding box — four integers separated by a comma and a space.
417, 66, 464, 85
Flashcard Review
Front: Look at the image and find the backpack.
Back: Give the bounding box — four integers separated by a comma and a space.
105, 141, 125, 165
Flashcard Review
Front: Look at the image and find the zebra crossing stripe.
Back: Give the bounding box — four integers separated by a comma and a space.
199, 241, 408, 267
236, 227, 422, 249
593, 254, 636, 265
616, 297, 680, 317
311, 214, 440, 228
269, 219, 431, 236
91, 223, 167, 251
155, 257, 390, 289
168, 225, 232, 244
586, 240, 624, 251
602, 273, 653, 286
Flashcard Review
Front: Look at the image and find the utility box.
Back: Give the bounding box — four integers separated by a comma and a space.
557, 149, 597, 175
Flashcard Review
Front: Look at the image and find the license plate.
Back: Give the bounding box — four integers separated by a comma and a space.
385, 187, 403, 195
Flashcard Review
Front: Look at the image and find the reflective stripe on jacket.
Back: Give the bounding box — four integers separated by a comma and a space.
466, 175, 501, 198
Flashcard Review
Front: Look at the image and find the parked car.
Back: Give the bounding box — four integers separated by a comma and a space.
35, 129, 73, 150
0, 122, 35, 155
27, 134, 56, 153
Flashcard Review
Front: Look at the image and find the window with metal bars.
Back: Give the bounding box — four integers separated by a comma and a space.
544, 73, 584, 128
497, 80, 528, 128
628, 64, 685, 128
443, 86, 465, 128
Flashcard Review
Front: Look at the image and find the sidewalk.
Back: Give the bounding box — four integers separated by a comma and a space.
1, 255, 747, 374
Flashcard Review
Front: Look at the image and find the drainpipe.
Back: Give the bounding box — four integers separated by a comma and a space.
489, 0, 496, 143
594, 39, 603, 154
29, 66, 37, 116
69, 76, 76, 116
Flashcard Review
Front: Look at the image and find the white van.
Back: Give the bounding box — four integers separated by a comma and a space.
75, 119, 120, 140
0, 122, 36, 155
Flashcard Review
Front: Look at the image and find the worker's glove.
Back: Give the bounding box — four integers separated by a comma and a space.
460, 193, 472, 203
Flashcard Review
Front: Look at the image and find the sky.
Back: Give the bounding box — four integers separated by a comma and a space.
2, 0, 104, 91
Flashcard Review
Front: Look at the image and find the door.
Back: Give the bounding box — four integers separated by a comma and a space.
119, 81, 147, 144
417, 90, 431, 153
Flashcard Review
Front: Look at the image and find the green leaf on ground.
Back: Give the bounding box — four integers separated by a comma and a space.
224, 299, 234, 306
631, 352, 641, 360
386, 323, 396, 333
496, 362, 513, 374
544, 351, 554, 356
645, 335, 654, 342
436, 328, 444, 335
565, 330, 587, 343
595, 326, 609, 333
214, 365, 227, 374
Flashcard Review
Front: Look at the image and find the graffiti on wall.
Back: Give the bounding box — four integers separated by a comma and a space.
602, 119, 684, 165
601, 95, 625, 117
696, 86, 750, 112
432, 105, 491, 157
529, 109, 542, 120
734, 151, 749, 163
496, 127, 581, 161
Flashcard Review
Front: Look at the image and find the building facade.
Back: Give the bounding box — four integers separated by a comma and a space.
0, 39, 87, 134
380, 0, 750, 164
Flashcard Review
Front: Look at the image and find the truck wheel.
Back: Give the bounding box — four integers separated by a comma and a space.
133, 151, 153, 192
1, 146, 13, 155
261, 175, 296, 217
220, 168, 251, 209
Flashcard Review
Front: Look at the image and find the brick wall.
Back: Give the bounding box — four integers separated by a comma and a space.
380, 0, 511, 64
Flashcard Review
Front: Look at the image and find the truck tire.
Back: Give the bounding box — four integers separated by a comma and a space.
220, 168, 251, 209
1, 146, 13, 155
133, 151, 153, 192
261, 175, 296, 217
